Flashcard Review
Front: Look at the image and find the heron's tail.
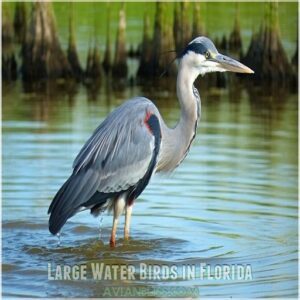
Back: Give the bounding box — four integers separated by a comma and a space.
48, 173, 113, 235
48, 176, 77, 235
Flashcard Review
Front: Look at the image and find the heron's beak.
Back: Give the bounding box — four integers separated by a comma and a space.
212, 53, 254, 74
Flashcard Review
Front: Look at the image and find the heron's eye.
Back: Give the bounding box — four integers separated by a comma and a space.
205, 51, 210, 59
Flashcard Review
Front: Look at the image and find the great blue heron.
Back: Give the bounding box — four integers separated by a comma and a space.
48, 37, 253, 247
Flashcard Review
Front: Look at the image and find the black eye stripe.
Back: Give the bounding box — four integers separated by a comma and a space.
181, 43, 207, 57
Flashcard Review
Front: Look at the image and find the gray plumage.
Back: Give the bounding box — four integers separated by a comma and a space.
48, 37, 253, 244
48, 98, 160, 234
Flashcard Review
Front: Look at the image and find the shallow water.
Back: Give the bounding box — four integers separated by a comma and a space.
2, 78, 298, 298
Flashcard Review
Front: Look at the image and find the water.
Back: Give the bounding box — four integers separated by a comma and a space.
2, 78, 298, 298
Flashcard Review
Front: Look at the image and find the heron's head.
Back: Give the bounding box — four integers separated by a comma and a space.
180, 36, 254, 75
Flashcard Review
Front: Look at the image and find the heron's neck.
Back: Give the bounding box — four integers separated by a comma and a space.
157, 60, 201, 172
176, 61, 201, 123
175, 60, 201, 156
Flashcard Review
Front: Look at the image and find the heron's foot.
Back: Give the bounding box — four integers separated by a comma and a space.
110, 237, 116, 248
123, 235, 131, 246
124, 230, 130, 241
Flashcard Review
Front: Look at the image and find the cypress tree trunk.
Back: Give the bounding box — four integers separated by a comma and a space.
85, 45, 102, 79
21, 1, 71, 81
151, 2, 176, 77
137, 13, 153, 78
174, 1, 192, 53
192, 2, 205, 39
103, 3, 112, 74
242, 2, 293, 84
67, 3, 83, 81
112, 4, 128, 78
13, 2, 27, 43
3, 6, 17, 80
228, 3, 242, 57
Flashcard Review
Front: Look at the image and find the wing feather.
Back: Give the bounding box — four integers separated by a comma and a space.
48, 97, 160, 234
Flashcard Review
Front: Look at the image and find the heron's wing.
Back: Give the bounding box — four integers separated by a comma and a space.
73, 97, 159, 192
48, 98, 161, 234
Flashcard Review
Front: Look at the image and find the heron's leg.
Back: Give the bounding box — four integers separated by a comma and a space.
124, 204, 133, 240
110, 195, 126, 248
